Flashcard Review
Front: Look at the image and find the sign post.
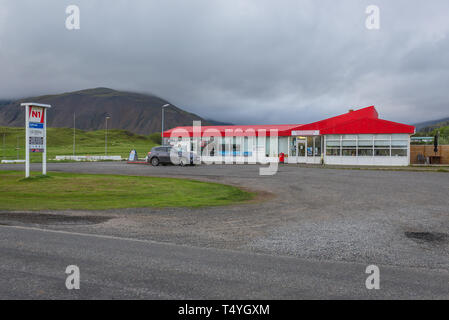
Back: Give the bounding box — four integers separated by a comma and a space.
20, 103, 51, 178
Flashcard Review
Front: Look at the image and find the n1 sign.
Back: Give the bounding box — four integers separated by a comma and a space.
20, 102, 51, 178
29, 106, 45, 123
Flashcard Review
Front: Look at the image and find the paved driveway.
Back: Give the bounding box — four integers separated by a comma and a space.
1, 162, 448, 271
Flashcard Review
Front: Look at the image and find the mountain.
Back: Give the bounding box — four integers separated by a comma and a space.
206, 119, 234, 126
414, 117, 449, 132
0, 100, 12, 106
0, 88, 214, 135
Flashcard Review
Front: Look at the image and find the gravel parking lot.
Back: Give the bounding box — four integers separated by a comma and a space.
1, 162, 449, 271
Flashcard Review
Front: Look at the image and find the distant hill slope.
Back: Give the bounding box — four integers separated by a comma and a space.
206, 119, 234, 126
414, 116, 449, 132
0, 88, 213, 134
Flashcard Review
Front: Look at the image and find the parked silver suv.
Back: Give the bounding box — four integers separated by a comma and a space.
147, 146, 200, 166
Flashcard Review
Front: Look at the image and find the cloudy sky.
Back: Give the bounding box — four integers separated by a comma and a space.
0, 0, 448, 125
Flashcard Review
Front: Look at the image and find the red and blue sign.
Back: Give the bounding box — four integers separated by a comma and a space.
28, 106, 45, 123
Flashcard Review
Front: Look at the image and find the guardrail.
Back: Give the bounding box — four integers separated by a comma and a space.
55, 155, 122, 161
1, 160, 26, 164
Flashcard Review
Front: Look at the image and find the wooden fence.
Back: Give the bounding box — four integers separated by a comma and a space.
410, 145, 449, 164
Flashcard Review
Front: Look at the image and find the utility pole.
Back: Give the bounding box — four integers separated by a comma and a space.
73, 112, 76, 156
161, 104, 170, 145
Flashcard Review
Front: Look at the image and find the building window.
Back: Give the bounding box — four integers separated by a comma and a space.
374, 148, 390, 156
326, 137, 341, 156
358, 148, 373, 156
326, 147, 341, 156
342, 137, 357, 157
391, 138, 408, 157
342, 148, 357, 156
314, 136, 322, 156
358, 135, 374, 156
325, 134, 409, 157
304, 136, 322, 156
374, 138, 390, 156
307, 136, 314, 156
391, 149, 407, 156
391, 139, 408, 148
290, 137, 297, 156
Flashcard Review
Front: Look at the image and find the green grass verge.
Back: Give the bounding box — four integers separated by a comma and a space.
0, 127, 159, 162
0, 171, 254, 211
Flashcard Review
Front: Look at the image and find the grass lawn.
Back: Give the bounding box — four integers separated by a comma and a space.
0, 127, 159, 162
0, 171, 254, 211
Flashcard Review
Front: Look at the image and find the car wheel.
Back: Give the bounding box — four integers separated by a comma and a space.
151, 157, 160, 166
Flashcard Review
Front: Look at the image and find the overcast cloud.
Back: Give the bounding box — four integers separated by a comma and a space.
0, 0, 448, 124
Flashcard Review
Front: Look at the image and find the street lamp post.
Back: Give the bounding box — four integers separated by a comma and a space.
105, 116, 110, 156
161, 104, 170, 145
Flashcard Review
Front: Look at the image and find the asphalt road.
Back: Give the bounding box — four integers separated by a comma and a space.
1, 162, 449, 299
1, 224, 448, 299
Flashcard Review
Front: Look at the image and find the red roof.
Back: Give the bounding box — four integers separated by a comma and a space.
289, 106, 415, 135
320, 117, 415, 135
162, 106, 415, 137
291, 106, 378, 131
163, 124, 301, 137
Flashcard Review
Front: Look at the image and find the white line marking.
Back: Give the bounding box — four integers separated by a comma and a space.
0, 224, 314, 263
0, 224, 165, 245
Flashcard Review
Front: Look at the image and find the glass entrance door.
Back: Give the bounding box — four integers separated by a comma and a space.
297, 139, 306, 159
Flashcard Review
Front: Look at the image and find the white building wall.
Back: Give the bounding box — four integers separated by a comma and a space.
196, 134, 411, 166
324, 156, 409, 166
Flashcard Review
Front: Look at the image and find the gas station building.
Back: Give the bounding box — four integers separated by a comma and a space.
162, 106, 416, 166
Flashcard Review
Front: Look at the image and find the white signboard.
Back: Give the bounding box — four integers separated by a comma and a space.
291, 130, 320, 136
29, 128, 44, 137
29, 121, 45, 153
29, 136, 44, 152
20, 103, 51, 178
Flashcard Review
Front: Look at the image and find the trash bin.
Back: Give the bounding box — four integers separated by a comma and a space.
279, 153, 285, 164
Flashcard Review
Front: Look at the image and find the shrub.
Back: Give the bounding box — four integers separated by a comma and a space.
149, 132, 162, 145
